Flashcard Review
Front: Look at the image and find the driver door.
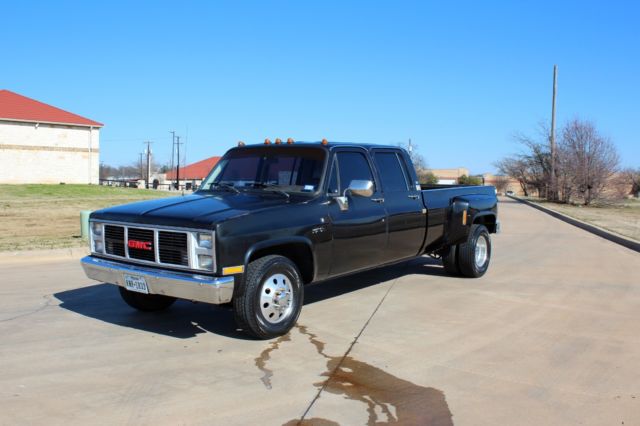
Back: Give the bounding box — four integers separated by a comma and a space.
327, 149, 387, 277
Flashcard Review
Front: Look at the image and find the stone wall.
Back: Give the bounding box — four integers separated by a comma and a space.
0, 120, 99, 184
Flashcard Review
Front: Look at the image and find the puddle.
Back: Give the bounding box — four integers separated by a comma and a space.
255, 325, 453, 425
317, 355, 453, 425
254, 333, 291, 389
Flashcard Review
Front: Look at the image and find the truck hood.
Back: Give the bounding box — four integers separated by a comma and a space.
90, 192, 295, 229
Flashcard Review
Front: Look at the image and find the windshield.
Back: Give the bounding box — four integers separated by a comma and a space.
199, 147, 327, 194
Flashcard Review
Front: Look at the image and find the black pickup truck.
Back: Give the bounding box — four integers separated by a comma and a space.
82, 141, 499, 338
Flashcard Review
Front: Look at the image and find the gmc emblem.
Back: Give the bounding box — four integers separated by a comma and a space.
128, 240, 152, 251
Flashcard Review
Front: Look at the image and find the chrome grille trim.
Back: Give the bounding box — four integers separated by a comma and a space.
90, 220, 215, 273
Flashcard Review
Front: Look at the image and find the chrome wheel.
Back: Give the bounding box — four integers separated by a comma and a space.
475, 235, 488, 268
259, 273, 293, 324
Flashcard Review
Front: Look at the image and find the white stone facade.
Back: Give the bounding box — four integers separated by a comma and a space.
0, 120, 100, 184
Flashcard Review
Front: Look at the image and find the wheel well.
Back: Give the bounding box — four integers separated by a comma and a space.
473, 214, 497, 233
249, 243, 314, 284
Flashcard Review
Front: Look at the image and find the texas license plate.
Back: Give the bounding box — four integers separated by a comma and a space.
123, 274, 149, 294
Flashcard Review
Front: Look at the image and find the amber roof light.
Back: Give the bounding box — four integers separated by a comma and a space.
287, 138, 295, 144
321, 138, 328, 145
275, 138, 282, 144
264, 138, 271, 145
237, 141, 245, 147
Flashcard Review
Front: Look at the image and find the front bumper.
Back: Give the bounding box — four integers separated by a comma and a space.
80, 256, 234, 304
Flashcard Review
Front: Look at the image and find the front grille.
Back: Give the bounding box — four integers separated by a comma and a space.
158, 231, 189, 266
105, 225, 125, 257
97, 223, 201, 271
127, 228, 155, 262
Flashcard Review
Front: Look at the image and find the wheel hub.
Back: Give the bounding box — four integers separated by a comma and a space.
260, 273, 293, 324
475, 235, 488, 268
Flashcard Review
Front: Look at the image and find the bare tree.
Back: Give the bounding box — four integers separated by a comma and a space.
621, 168, 640, 197
493, 175, 510, 194
559, 119, 620, 205
494, 156, 531, 196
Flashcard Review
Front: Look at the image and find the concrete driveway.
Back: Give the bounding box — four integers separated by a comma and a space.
1, 198, 639, 425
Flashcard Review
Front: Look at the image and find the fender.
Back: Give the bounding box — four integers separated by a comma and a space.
243, 236, 317, 282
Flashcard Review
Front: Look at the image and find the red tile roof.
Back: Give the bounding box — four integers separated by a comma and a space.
166, 156, 221, 180
0, 90, 103, 127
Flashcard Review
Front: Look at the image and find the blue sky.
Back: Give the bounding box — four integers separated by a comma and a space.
2, 1, 638, 173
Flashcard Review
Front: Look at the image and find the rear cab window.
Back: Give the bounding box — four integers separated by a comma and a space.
373, 151, 410, 192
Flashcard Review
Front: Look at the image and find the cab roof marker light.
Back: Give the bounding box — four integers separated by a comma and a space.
321, 138, 328, 145
287, 138, 295, 144
264, 138, 271, 145
275, 138, 282, 144
237, 141, 245, 147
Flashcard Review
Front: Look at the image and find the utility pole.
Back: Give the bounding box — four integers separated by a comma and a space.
176, 136, 183, 190
550, 65, 558, 201
144, 141, 153, 189
169, 130, 176, 190
138, 152, 144, 180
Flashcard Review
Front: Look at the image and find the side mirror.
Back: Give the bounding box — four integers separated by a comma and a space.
347, 180, 374, 198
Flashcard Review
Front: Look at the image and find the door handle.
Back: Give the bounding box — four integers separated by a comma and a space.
408, 194, 419, 200
371, 197, 385, 203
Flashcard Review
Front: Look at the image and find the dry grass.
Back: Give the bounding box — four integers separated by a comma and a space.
0, 184, 177, 252
530, 198, 640, 242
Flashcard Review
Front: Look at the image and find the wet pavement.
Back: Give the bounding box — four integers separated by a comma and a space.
1, 198, 639, 425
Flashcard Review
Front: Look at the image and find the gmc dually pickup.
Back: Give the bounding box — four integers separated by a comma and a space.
82, 141, 499, 338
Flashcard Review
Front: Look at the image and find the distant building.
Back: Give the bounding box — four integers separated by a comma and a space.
165, 156, 221, 190
482, 173, 524, 195
0, 90, 103, 184
428, 168, 470, 185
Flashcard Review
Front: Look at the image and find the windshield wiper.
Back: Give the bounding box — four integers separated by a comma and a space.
211, 182, 240, 193
251, 182, 290, 199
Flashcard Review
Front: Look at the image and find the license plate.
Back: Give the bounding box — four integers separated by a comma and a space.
123, 274, 149, 294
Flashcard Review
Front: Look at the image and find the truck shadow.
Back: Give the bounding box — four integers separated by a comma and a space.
54, 256, 445, 340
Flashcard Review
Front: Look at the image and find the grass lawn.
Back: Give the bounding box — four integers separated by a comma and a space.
528, 197, 640, 242
0, 184, 178, 252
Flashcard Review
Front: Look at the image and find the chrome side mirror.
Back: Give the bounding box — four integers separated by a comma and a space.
347, 180, 374, 198
332, 180, 374, 212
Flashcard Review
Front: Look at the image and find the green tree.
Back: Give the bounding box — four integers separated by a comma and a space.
458, 175, 482, 185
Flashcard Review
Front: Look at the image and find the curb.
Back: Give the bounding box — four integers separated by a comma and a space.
507, 195, 640, 253
0, 246, 90, 265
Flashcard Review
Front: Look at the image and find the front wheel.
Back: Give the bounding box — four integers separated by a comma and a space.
233, 255, 304, 339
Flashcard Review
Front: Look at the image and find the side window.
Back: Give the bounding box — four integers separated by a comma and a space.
327, 160, 339, 195
336, 152, 375, 193
374, 152, 409, 192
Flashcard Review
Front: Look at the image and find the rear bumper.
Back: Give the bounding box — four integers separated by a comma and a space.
80, 256, 234, 304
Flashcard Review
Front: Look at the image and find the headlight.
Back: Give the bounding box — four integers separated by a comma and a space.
197, 232, 213, 249
90, 222, 104, 254
197, 255, 214, 271
91, 222, 102, 237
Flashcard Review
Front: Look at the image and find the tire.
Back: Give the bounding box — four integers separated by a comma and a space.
233, 255, 304, 339
442, 245, 461, 276
118, 287, 176, 312
457, 224, 492, 278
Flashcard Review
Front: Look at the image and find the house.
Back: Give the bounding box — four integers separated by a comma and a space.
165, 156, 221, 190
0, 90, 103, 184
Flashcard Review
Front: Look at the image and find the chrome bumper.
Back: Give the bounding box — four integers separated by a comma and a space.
80, 256, 234, 304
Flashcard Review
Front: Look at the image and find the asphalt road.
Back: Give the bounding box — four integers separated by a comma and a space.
1, 198, 639, 426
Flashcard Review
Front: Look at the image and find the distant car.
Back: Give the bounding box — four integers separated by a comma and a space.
506, 190, 514, 195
